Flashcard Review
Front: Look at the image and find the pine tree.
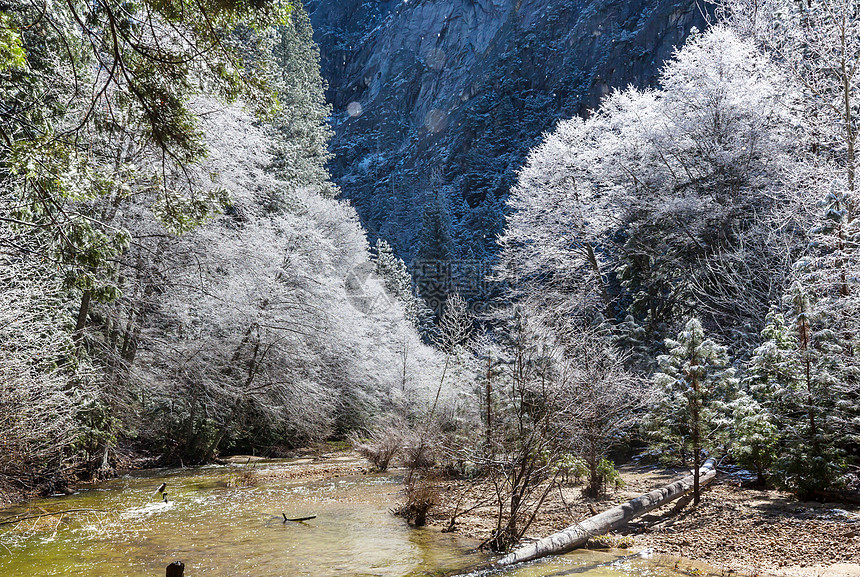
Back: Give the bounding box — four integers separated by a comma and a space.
747, 311, 799, 383
269, 4, 336, 198
649, 318, 738, 504
744, 309, 803, 426
731, 391, 778, 485
731, 0, 860, 489
371, 239, 433, 331
417, 191, 454, 264
776, 282, 847, 496
614, 314, 654, 370
741, 294, 850, 495
415, 191, 455, 315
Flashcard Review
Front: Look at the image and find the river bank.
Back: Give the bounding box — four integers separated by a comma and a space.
4, 450, 857, 577
228, 451, 860, 577
422, 462, 860, 577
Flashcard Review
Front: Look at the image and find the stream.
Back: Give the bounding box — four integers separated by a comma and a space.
0, 457, 698, 577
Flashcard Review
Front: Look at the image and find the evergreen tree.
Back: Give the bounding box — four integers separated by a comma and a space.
741, 291, 849, 495
730, 0, 860, 488
745, 310, 802, 418
0, 0, 294, 487
777, 282, 847, 496
614, 315, 655, 370
731, 391, 779, 485
269, 4, 336, 198
496, 26, 796, 349
417, 191, 454, 264
371, 239, 433, 332
739, 309, 801, 487
415, 191, 455, 315
1, 1, 289, 352
794, 183, 860, 455
649, 318, 738, 504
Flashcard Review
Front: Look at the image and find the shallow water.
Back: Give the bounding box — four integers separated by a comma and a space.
0, 460, 693, 577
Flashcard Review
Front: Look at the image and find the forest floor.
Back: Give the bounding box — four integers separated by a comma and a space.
424, 462, 860, 577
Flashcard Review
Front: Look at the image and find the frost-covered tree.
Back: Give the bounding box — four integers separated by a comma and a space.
428, 293, 474, 420
0, 1, 289, 330
713, 0, 860, 488
0, 256, 97, 493
0, 1, 296, 486
739, 306, 838, 493
613, 26, 797, 346
371, 239, 433, 331
497, 115, 615, 323
767, 282, 849, 496
731, 392, 779, 485
497, 26, 799, 356
452, 305, 642, 548
786, 185, 860, 472
745, 310, 803, 421
769, 1, 860, 195
560, 328, 646, 497
474, 306, 571, 552
648, 318, 737, 504
0, 0, 445, 481
124, 102, 442, 461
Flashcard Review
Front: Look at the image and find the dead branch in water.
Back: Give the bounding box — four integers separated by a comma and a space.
282, 514, 316, 522
0, 508, 106, 526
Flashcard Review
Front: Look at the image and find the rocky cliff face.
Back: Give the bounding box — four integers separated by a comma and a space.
305, 0, 710, 301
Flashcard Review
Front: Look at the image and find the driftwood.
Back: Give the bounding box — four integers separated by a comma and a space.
0, 508, 105, 527
282, 514, 316, 523
494, 458, 717, 568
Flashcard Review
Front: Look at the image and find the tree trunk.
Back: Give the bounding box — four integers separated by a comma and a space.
586, 452, 599, 498
493, 458, 717, 568
693, 448, 701, 505
485, 357, 493, 449
74, 289, 92, 351
689, 367, 701, 505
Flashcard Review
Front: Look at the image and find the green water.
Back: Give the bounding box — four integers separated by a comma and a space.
0, 459, 693, 577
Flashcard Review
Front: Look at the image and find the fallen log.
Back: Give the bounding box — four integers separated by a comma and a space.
282, 514, 316, 523
495, 458, 717, 568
